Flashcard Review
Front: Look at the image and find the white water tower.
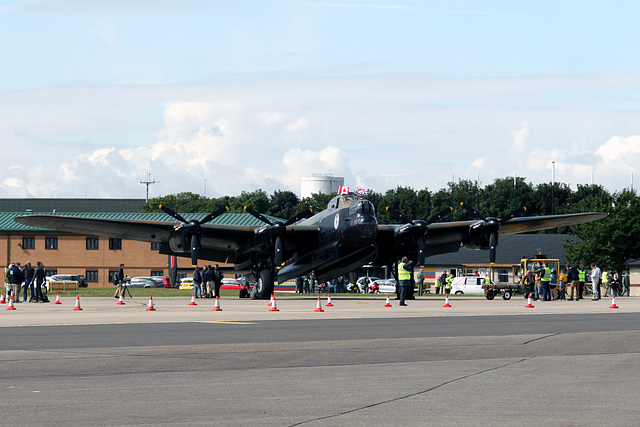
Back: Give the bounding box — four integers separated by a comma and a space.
300, 174, 344, 198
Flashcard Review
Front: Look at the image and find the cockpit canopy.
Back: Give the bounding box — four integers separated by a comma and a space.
327, 194, 374, 214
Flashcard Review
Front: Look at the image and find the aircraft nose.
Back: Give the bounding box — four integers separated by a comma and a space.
357, 215, 378, 239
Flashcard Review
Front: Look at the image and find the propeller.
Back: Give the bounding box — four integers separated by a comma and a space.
386, 206, 453, 265
244, 207, 314, 267
459, 202, 526, 264
160, 204, 228, 266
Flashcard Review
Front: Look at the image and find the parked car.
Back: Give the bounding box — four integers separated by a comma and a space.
150, 276, 175, 289
179, 277, 193, 289
356, 277, 397, 294
221, 278, 244, 290
128, 276, 164, 288
46, 274, 88, 288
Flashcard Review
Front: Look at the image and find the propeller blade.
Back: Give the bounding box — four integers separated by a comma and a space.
190, 233, 199, 267
460, 202, 487, 222
274, 236, 283, 267
426, 206, 453, 225
500, 206, 527, 224
386, 207, 413, 224
159, 204, 188, 224
284, 208, 314, 226
489, 233, 497, 264
244, 206, 273, 226
201, 206, 229, 224
417, 235, 425, 266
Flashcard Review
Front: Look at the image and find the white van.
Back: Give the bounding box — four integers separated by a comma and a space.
450, 276, 487, 295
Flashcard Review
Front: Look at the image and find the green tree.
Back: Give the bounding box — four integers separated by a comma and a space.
268, 190, 300, 218
231, 189, 270, 213
141, 192, 211, 213
564, 189, 640, 274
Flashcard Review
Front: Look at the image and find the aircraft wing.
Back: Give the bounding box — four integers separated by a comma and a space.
376, 211, 607, 261
14, 214, 321, 263
14, 214, 176, 242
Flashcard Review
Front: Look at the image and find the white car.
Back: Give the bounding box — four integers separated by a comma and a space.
450, 276, 490, 295
356, 277, 397, 294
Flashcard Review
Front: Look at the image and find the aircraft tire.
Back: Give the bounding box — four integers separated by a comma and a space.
252, 269, 274, 300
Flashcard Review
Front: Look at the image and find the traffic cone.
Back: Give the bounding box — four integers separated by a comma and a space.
189, 293, 197, 306
609, 295, 619, 309
6, 297, 15, 310
54, 293, 62, 304
314, 297, 324, 312
325, 294, 334, 307
146, 296, 156, 311
525, 294, 535, 308
116, 293, 125, 305
384, 295, 392, 307
212, 296, 222, 311
269, 295, 279, 311
0, 292, 5, 304
73, 295, 83, 311
268, 294, 274, 307
443, 294, 452, 308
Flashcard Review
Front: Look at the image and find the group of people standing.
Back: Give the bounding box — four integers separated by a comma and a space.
4, 261, 47, 303
522, 261, 631, 301
191, 264, 224, 298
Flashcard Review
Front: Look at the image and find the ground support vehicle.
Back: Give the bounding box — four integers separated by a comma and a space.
482, 282, 523, 300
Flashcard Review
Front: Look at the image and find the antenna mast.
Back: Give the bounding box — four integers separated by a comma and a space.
140, 173, 158, 203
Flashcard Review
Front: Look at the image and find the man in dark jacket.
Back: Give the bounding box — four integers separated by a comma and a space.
22, 261, 35, 302
213, 264, 224, 298
33, 261, 46, 302
11, 263, 24, 303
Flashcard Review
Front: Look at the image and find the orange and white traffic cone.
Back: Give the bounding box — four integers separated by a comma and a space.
443, 294, 452, 308
146, 296, 156, 311
54, 293, 62, 304
189, 293, 197, 306
0, 292, 5, 304
73, 295, 83, 311
525, 294, 535, 308
6, 297, 16, 310
384, 295, 392, 307
325, 294, 334, 307
212, 296, 222, 311
268, 294, 274, 307
269, 295, 279, 311
609, 295, 619, 309
116, 293, 125, 305
314, 296, 324, 312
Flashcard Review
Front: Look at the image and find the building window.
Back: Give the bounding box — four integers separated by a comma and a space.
151, 270, 163, 277
109, 238, 122, 250
86, 270, 99, 283
498, 269, 509, 283
151, 242, 161, 251
86, 237, 99, 250
45, 237, 58, 250
22, 237, 35, 250
45, 269, 57, 277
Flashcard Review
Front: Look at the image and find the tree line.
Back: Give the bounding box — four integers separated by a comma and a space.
141, 177, 640, 274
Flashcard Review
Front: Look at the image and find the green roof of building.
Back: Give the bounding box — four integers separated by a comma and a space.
0, 212, 284, 232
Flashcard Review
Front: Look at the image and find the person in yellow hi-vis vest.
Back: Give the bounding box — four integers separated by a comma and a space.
444, 274, 453, 295
398, 257, 412, 306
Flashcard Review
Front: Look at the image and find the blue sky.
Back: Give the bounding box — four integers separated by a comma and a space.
1, 0, 639, 200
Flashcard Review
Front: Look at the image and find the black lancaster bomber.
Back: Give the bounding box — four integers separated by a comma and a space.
15, 192, 606, 299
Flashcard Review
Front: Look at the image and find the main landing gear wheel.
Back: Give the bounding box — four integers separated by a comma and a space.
251, 269, 275, 300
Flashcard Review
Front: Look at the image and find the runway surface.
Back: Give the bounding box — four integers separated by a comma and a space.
1, 296, 639, 426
